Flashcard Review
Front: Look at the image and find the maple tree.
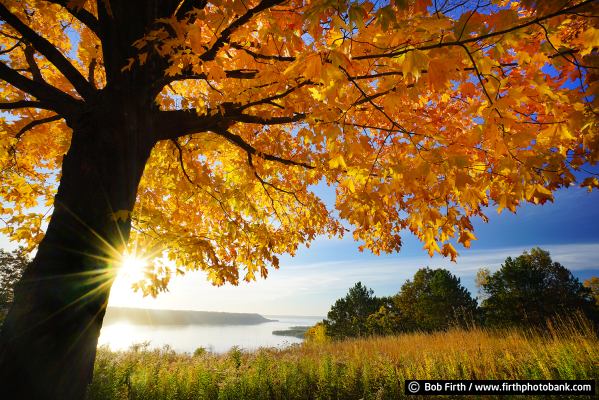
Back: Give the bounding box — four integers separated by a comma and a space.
0, 0, 597, 397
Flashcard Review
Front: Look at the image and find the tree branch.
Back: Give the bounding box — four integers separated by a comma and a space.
247, 151, 305, 205
155, 109, 306, 141
0, 39, 22, 55
42, 1, 102, 39
0, 2, 96, 100
23, 42, 44, 83
352, 0, 596, 61
0, 100, 55, 110
199, 0, 286, 62
0, 61, 83, 118
236, 82, 310, 112
212, 126, 314, 169
14, 115, 62, 139
230, 43, 295, 62
156, 68, 259, 89
225, 113, 306, 125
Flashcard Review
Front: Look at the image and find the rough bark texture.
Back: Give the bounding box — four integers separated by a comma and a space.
0, 95, 157, 399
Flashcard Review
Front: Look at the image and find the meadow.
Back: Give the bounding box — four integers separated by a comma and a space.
86, 314, 598, 400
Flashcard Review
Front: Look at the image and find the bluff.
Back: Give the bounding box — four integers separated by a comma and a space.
103, 307, 276, 326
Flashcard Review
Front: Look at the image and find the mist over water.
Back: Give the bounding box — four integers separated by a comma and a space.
98, 315, 324, 354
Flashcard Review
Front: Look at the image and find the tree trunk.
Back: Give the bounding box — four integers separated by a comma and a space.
0, 96, 156, 399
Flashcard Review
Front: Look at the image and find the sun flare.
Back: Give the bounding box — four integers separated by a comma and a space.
120, 255, 146, 280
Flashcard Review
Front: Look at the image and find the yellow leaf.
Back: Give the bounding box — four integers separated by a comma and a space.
340, 177, 356, 193
478, 56, 498, 75
109, 210, 130, 222
441, 243, 459, 262
348, 4, 365, 29
329, 154, 347, 169
414, 0, 433, 14
578, 27, 599, 56
496, 193, 517, 214
402, 49, 429, 79
526, 184, 553, 205
455, 171, 474, 189
428, 58, 455, 91
579, 177, 599, 193
383, 93, 402, 113
165, 64, 182, 77
457, 231, 477, 248
331, 15, 349, 31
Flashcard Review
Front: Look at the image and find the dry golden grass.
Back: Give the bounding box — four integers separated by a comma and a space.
87, 313, 598, 399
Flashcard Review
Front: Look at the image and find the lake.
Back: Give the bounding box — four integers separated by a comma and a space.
98, 315, 324, 354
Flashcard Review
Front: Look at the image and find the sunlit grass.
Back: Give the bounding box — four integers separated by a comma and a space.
86, 313, 598, 399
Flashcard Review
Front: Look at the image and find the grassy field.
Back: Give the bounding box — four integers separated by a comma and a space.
86, 314, 598, 399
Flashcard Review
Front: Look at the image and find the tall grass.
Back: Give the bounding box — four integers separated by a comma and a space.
86, 313, 598, 399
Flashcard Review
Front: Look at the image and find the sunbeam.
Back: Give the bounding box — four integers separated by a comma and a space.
120, 254, 147, 280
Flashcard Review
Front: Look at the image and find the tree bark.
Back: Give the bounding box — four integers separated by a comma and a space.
0, 93, 157, 399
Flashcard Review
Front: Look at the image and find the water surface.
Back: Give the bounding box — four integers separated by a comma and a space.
98, 315, 324, 354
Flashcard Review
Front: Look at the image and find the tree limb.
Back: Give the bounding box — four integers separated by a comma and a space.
199, 0, 286, 62
212, 126, 314, 169
0, 40, 22, 55
224, 113, 306, 125
352, 0, 596, 61
0, 61, 83, 118
0, 100, 56, 110
14, 115, 62, 139
156, 68, 259, 88
230, 43, 295, 62
23, 42, 44, 83
42, 0, 102, 39
0, 2, 96, 100
155, 109, 306, 141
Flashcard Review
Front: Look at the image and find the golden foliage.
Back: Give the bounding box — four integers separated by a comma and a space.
1, 0, 598, 294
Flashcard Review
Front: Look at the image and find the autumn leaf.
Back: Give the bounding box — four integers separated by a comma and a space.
579, 177, 599, 193
109, 210, 130, 222
457, 231, 477, 249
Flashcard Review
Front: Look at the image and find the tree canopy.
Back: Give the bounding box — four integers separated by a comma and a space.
1, 0, 598, 296
324, 281, 383, 338
0, 0, 598, 397
393, 267, 477, 331
478, 247, 597, 326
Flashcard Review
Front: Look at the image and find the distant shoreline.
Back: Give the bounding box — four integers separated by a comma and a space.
103, 306, 278, 326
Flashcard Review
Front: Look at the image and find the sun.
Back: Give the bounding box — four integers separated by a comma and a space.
120, 255, 146, 280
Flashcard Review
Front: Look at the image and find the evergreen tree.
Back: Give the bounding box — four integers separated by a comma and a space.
419, 269, 478, 330
324, 282, 382, 338
395, 267, 477, 331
